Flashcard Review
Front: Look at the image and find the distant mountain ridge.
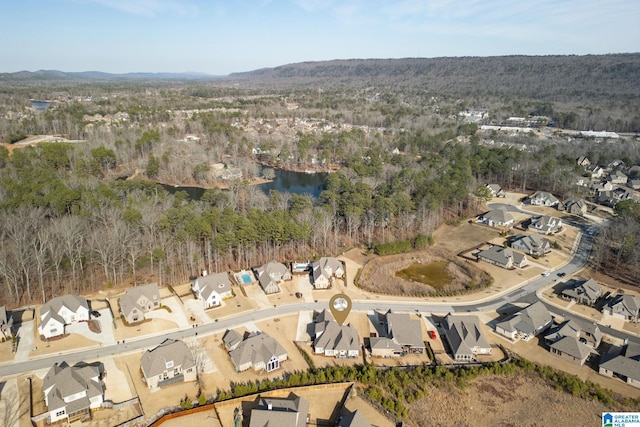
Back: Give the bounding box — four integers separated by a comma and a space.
230, 54, 640, 101
0, 69, 216, 81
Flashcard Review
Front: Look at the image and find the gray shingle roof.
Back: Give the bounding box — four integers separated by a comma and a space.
195, 272, 232, 299
228, 332, 287, 370
442, 314, 491, 357
313, 318, 360, 353
387, 312, 424, 348
140, 339, 195, 378
41, 295, 89, 319
550, 335, 592, 360
496, 301, 551, 335
337, 409, 372, 427
119, 283, 159, 318
312, 257, 343, 282
370, 337, 402, 352
249, 394, 309, 427
600, 355, 640, 381
482, 207, 514, 224
43, 362, 103, 413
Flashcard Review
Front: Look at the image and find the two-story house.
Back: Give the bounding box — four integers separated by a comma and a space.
39, 295, 90, 339
311, 257, 345, 289
140, 339, 197, 391
192, 272, 233, 309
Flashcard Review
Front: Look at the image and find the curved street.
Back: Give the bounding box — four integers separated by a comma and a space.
1, 216, 638, 380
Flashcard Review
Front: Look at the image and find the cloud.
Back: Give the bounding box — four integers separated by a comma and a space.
79, 0, 198, 17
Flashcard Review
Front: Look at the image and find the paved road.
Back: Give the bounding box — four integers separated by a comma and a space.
2, 215, 637, 379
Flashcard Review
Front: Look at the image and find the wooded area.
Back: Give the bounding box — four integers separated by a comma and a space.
1, 54, 639, 306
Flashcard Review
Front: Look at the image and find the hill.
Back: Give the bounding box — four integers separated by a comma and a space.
230, 54, 640, 102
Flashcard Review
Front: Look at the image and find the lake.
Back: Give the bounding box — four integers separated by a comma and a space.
161, 168, 328, 200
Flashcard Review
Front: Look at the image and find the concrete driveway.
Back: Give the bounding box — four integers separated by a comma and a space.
146, 296, 189, 329
14, 320, 35, 362
184, 299, 211, 325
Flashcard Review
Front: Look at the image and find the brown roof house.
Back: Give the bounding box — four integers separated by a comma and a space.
370, 311, 425, 357
311, 257, 345, 289
599, 342, 640, 389
0, 306, 13, 339
119, 283, 160, 324
192, 272, 233, 309
312, 309, 360, 358
223, 330, 287, 373
254, 261, 292, 294
441, 314, 492, 361
39, 295, 90, 339
476, 246, 528, 269
495, 301, 552, 342
602, 294, 640, 322
42, 361, 105, 423
561, 278, 602, 306
249, 393, 309, 427
140, 339, 196, 391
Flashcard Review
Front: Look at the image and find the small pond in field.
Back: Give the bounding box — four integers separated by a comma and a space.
396, 260, 453, 290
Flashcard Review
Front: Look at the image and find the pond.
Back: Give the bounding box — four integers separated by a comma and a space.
396, 261, 453, 290
160, 168, 329, 200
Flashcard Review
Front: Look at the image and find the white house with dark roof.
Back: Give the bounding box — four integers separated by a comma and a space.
140, 339, 196, 391
254, 261, 291, 295
527, 191, 559, 207
511, 234, 551, 257
0, 306, 13, 339
119, 282, 160, 324
441, 314, 492, 361
495, 301, 552, 341
224, 330, 287, 373
311, 257, 345, 289
42, 361, 105, 423
561, 278, 602, 306
312, 309, 360, 358
249, 393, 309, 427
603, 294, 640, 322
192, 272, 233, 308
476, 246, 528, 269
529, 215, 563, 235
39, 295, 90, 339
479, 207, 514, 228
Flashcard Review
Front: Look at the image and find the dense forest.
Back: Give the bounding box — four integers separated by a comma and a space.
1, 54, 639, 307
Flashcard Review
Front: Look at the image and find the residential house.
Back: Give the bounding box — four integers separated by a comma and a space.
527, 191, 559, 207
563, 199, 587, 216
479, 207, 514, 228
607, 170, 628, 185
311, 257, 345, 289
476, 246, 528, 269
223, 330, 287, 373
254, 261, 291, 294
598, 342, 640, 389
337, 409, 373, 427
585, 165, 604, 179
495, 301, 553, 341
312, 309, 360, 358
591, 181, 614, 193
628, 179, 640, 191
548, 335, 592, 366
370, 311, 424, 357
42, 361, 105, 423
441, 314, 492, 361
249, 393, 309, 427
119, 283, 160, 324
602, 294, 640, 322
39, 295, 90, 339
545, 319, 602, 349
0, 306, 13, 339
561, 278, 602, 306
192, 272, 233, 309
510, 234, 551, 257
529, 215, 563, 235
486, 184, 506, 198
576, 156, 591, 167
140, 339, 196, 391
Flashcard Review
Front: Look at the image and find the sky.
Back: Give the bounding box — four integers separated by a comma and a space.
2, 0, 639, 75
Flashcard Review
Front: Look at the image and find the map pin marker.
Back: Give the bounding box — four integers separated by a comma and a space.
329, 293, 352, 326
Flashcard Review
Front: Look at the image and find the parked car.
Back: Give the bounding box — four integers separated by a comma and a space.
557, 272, 566, 277
428, 330, 437, 339
542, 272, 550, 277
91, 310, 101, 318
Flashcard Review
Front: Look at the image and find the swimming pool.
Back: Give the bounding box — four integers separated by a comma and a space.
241, 273, 253, 284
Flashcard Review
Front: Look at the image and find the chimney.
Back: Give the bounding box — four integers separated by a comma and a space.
267, 402, 272, 411
202, 269, 208, 277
